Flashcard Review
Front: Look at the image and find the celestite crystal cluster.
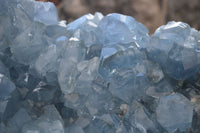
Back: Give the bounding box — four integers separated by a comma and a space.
1, 0, 200, 133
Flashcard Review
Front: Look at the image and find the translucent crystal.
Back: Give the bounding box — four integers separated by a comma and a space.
109, 69, 148, 103
84, 118, 115, 133
0, 61, 10, 78
67, 12, 103, 47
33, 1, 59, 25
99, 46, 146, 80
0, 123, 6, 133
58, 39, 86, 94
0, 74, 16, 100
146, 79, 174, 98
0, 74, 16, 122
11, 22, 47, 65
156, 93, 193, 132
20, 0, 59, 26
130, 101, 161, 133
22, 105, 65, 133
65, 125, 85, 133
26, 82, 58, 103
99, 13, 149, 48
31, 44, 60, 77
145, 61, 164, 83
98, 46, 150, 103
0, 0, 18, 51
6, 108, 32, 133
147, 21, 200, 79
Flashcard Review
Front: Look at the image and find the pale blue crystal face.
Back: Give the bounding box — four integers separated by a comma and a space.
147, 21, 200, 79
0, 61, 10, 78
156, 93, 193, 132
67, 12, 103, 47
11, 22, 48, 65
153, 21, 191, 42
99, 13, 149, 48
99, 46, 146, 80
84, 118, 115, 133
3, 0, 61, 67
146, 79, 174, 99
65, 125, 85, 133
33, 1, 59, 25
0, 74, 15, 100
98, 46, 150, 103
0, 0, 199, 132
58, 39, 86, 94
20, 0, 59, 26
127, 101, 161, 133
22, 105, 65, 133
6, 108, 32, 133
0, 73, 16, 122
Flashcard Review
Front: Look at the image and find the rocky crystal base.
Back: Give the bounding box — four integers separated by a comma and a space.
1, 0, 200, 133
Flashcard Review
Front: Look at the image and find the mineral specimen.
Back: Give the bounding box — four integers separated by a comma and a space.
0, 0, 200, 133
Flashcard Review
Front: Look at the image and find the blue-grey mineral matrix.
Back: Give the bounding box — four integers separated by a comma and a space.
0, 0, 200, 133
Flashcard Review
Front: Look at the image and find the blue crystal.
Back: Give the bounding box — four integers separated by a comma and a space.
156, 93, 193, 132
0, 74, 15, 100
0, 0, 199, 132
99, 13, 149, 48
67, 12, 103, 47
6, 108, 32, 133
0, 61, 10, 78
147, 21, 200, 79
22, 105, 65, 133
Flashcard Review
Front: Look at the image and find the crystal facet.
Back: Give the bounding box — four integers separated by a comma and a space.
156, 93, 193, 132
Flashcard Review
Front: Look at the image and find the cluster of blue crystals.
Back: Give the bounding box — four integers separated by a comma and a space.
0, 0, 200, 133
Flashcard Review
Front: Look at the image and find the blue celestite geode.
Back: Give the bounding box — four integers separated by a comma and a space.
0, 0, 200, 133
